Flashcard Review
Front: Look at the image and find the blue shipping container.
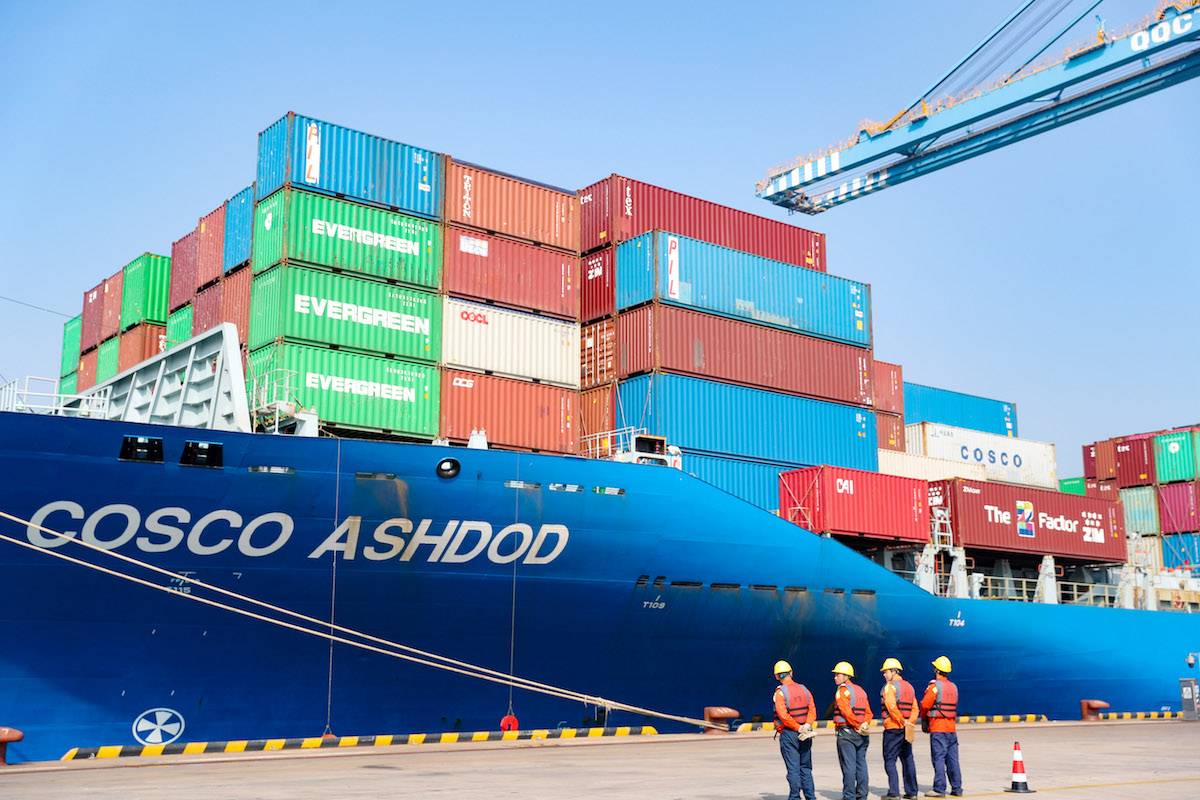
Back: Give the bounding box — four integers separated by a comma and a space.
683, 451, 800, 511
903, 382, 1017, 437
256, 113, 443, 220
1120, 486, 1160, 535
223, 185, 254, 272
1162, 533, 1200, 572
618, 373, 877, 470
615, 231, 871, 347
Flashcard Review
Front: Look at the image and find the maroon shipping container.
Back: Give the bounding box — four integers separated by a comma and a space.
192, 281, 223, 336
580, 384, 616, 438
221, 266, 252, 345
928, 479, 1125, 562
581, 318, 617, 390
440, 369, 577, 453
877, 411, 905, 452
872, 360, 903, 414
444, 226, 579, 319
1115, 438, 1155, 487
1158, 482, 1200, 534
583, 304, 873, 405
1082, 443, 1097, 480
80, 280, 105, 351
196, 203, 226, 290
445, 161, 579, 253
99, 269, 124, 341
169, 229, 199, 311
581, 248, 615, 323
118, 324, 166, 372
77, 350, 97, 391
779, 466, 929, 543
579, 174, 826, 270
1094, 439, 1117, 480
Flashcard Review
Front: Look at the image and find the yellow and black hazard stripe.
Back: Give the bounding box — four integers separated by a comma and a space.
61, 726, 658, 760
1098, 711, 1183, 720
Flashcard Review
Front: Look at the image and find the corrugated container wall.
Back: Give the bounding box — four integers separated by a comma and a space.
614, 232, 870, 347
617, 373, 877, 470
1154, 430, 1199, 484
97, 337, 119, 383
779, 466, 929, 543
168, 230, 199, 311
248, 343, 439, 436
443, 226, 578, 319
249, 266, 441, 361
445, 161, 579, 252
196, 203, 226, 290
906, 422, 1057, 488
580, 384, 615, 437
1115, 438, 1155, 487
1059, 477, 1087, 496
120, 253, 171, 330
60, 316, 81, 377
579, 174, 826, 270
929, 479, 1124, 562
1083, 443, 1097, 479
876, 450, 987, 482
872, 360, 903, 414
877, 411, 905, 452
441, 298, 579, 388
1162, 533, 1200, 571
100, 270, 124, 342
586, 304, 872, 405
221, 266, 252, 345
59, 372, 77, 396
252, 188, 442, 289
1157, 482, 1200, 534
903, 382, 1017, 437
440, 369, 576, 453
222, 185, 255, 272
80, 282, 104, 351
1094, 439, 1118, 480
684, 452, 796, 511
256, 113, 443, 219
581, 248, 614, 322
1093, 479, 1120, 504
118, 324, 166, 372
77, 350, 97, 391
1119, 486, 1159, 535
166, 306, 193, 348
192, 282, 222, 336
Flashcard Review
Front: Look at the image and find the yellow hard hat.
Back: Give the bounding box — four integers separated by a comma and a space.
773, 660, 793, 676
831, 661, 856, 678
880, 657, 903, 672
932, 655, 953, 673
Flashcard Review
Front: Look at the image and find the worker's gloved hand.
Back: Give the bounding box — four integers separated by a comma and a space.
801, 723, 812, 734
797, 723, 813, 740
857, 722, 870, 735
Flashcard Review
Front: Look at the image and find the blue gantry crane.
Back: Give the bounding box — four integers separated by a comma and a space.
758, 0, 1200, 214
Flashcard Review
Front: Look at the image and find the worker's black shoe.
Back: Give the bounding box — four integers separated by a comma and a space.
883, 795, 901, 800
904, 795, 918, 800
951, 793, 964, 797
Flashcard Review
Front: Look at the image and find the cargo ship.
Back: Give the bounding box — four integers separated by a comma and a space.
3, 112, 1199, 764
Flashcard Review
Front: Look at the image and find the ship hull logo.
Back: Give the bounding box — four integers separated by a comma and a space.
133, 707, 185, 745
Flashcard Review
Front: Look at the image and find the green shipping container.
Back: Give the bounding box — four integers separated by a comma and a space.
249, 265, 441, 360
166, 305, 194, 348
1058, 477, 1086, 496
97, 337, 120, 382
248, 343, 439, 436
1120, 486, 1160, 535
59, 372, 77, 396
252, 188, 442, 289
120, 253, 172, 330
1154, 430, 1200, 484
60, 315, 81, 377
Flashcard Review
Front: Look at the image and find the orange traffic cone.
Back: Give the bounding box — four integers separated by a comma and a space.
1004, 740, 1035, 793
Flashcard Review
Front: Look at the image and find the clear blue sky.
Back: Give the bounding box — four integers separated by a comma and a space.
1, 0, 1195, 476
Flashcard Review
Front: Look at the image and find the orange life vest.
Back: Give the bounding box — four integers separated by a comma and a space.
833, 682, 868, 727
882, 677, 916, 727
774, 682, 812, 731
928, 678, 958, 721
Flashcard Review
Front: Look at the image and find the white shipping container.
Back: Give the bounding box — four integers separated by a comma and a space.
905, 422, 1057, 488
442, 297, 580, 389
876, 449, 988, 482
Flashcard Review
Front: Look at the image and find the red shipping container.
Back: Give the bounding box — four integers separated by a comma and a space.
192, 281, 223, 336
1158, 482, 1200, 534
579, 174, 826, 270
196, 203, 226, 291
77, 350, 97, 391
581, 318, 617, 390
80, 280, 105, 351
877, 411, 905, 452
99, 268, 124, 341
1094, 439, 1117, 480
779, 466, 929, 543
928, 479, 1125, 562
118, 324, 166, 372
581, 248, 615, 323
586, 304, 872, 405
444, 226, 579, 319
872, 360, 903, 414
169, 229, 199, 311
445, 161, 579, 253
1082, 443, 1097, 480
221, 266, 252, 344
580, 384, 616, 438
440, 369, 577, 453
1115, 438, 1155, 487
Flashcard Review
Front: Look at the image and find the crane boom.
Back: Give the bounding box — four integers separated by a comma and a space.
758, 3, 1200, 214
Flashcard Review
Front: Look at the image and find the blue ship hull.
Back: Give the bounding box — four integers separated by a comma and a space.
0, 411, 1195, 763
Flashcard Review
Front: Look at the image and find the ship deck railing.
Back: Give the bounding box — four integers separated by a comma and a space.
0, 376, 110, 418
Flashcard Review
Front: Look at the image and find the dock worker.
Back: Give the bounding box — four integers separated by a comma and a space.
879, 658, 919, 800
773, 660, 817, 800
920, 655, 962, 797
831, 661, 873, 800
